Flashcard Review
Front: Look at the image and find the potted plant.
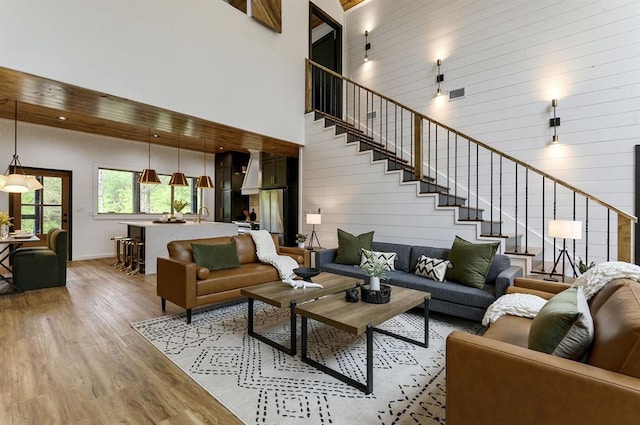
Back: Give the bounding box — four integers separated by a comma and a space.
295, 233, 307, 248
361, 250, 387, 291
0, 211, 12, 239
578, 257, 596, 274
172, 199, 189, 220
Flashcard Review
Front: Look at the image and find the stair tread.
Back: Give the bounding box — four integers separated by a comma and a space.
504, 246, 543, 257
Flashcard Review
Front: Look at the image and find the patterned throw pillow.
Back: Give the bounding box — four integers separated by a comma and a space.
414, 255, 450, 282
360, 249, 396, 271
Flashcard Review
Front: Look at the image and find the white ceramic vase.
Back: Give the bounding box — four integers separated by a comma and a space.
0, 224, 8, 239
175, 212, 183, 220
298, 242, 305, 249
369, 276, 381, 291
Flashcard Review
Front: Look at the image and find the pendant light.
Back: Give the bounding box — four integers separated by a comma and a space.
196, 139, 214, 189
138, 128, 161, 184
0, 100, 30, 193
169, 135, 188, 186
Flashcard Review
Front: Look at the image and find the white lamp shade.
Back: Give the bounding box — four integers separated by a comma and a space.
306, 213, 322, 225
549, 220, 582, 240
26, 176, 43, 191
2, 173, 29, 193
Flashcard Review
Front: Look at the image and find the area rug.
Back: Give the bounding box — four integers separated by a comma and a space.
132, 302, 482, 425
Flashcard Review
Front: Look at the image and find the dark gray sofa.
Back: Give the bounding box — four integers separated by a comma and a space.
315, 241, 523, 322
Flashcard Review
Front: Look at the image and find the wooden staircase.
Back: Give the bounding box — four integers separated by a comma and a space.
313, 110, 540, 268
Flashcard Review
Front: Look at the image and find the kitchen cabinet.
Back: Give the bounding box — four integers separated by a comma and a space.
260, 153, 299, 246
214, 152, 249, 222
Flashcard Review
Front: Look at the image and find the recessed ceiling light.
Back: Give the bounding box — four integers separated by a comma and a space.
57, 116, 67, 121
152, 134, 159, 138
219, 146, 224, 150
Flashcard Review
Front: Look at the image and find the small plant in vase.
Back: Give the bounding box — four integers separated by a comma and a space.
578, 257, 596, 274
295, 233, 307, 248
172, 199, 189, 220
0, 211, 13, 239
361, 250, 387, 291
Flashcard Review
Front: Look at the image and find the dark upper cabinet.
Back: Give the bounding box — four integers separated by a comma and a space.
214, 152, 249, 223
262, 153, 296, 189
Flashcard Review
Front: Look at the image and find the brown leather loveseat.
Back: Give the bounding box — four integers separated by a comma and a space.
446, 277, 640, 425
157, 233, 309, 323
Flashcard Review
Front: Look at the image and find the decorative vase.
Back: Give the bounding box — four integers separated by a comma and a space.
298, 242, 305, 249
0, 224, 8, 239
369, 276, 381, 291
175, 212, 183, 220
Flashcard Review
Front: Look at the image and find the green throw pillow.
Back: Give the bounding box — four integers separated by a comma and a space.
528, 286, 594, 360
445, 236, 499, 288
335, 229, 374, 265
191, 241, 241, 271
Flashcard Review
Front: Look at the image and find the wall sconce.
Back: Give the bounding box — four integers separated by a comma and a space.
364, 30, 371, 62
550, 98, 560, 143
436, 59, 444, 96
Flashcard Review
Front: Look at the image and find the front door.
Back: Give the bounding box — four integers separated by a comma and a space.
8, 168, 72, 257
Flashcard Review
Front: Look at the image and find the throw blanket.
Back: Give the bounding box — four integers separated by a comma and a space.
482, 293, 547, 326
571, 261, 640, 300
249, 230, 299, 280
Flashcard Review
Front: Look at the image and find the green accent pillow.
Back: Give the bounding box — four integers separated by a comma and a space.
528, 286, 594, 360
191, 241, 241, 271
445, 236, 499, 288
335, 229, 374, 265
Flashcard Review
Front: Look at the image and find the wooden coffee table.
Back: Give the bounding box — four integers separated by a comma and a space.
295, 285, 430, 394
240, 272, 360, 355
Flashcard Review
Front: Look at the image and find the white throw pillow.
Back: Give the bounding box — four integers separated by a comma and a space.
414, 255, 450, 282
360, 249, 396, 271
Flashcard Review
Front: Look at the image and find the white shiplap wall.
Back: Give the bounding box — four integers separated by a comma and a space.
343, 0, 640, 216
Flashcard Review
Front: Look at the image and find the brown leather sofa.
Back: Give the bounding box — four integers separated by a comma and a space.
446, 277, 640, 425
157, 233, 310, 323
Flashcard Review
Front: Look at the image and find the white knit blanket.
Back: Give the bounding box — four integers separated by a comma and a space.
249, 230, 298, 280
482, 293, 548, 327
571, 261, 640, 300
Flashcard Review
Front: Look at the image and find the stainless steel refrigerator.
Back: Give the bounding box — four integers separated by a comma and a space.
260, 189, 285, 245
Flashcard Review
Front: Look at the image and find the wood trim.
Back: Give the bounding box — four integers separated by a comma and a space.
252, 0, 282, 33
618, 215, 633, 263
413, 114, 422, 180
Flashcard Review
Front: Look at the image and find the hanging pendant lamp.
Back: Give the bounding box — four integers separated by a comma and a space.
169, 135, 188, 186
138, 128, 161, 184
196, 139, 214, 189
0, 101, 30, 193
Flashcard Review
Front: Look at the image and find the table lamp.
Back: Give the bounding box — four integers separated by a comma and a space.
546, 220, 582, 282
306, 210, 322, 249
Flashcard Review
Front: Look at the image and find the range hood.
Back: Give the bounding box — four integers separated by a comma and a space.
241, 150, 261, 195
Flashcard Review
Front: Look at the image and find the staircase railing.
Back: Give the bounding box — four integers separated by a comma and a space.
305, 59, 636, 272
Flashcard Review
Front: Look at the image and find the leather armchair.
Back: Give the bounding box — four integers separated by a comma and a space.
13, 229, 68, 290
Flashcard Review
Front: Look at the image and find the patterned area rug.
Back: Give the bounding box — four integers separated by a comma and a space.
132, 302, 482, 425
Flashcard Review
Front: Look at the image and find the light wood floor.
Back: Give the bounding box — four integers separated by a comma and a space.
0, 259, 243, 425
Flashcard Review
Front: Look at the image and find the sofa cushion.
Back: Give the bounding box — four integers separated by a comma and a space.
192, 241, 241, 271
445, 236, 499, 289
232, 233, 259, 264
335, 229, 374, 265
196, 263, 279, 296
414, 255, 450, 282
360, 249, 396, 271
388, 271, 496, 309
167, 236, 234, 263
528, 286, 594, 360
372, 242, 412, 272
587, 280, 640, 378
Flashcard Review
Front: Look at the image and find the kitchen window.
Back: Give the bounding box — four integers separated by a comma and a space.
97, 168, 200, 214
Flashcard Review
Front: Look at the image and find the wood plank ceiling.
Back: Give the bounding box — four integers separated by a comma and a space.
0, 67, 299, 158
0, 1, 365, 157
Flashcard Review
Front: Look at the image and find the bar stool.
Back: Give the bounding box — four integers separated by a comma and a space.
111, 236, 129, 268
122, 239, 137, 273
127, 241, 144, 275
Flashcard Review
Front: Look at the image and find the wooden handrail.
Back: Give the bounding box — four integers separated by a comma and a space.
306, 59, 637, 223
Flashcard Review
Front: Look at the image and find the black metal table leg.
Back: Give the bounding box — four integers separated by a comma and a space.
246, 297, 297, 356
365, 323, 373, 394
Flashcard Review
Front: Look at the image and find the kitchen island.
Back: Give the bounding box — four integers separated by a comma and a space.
120, 221, 238, 274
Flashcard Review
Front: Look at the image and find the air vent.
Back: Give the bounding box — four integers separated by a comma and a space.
367, 111, 377, 119
449, 87, 466, 101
